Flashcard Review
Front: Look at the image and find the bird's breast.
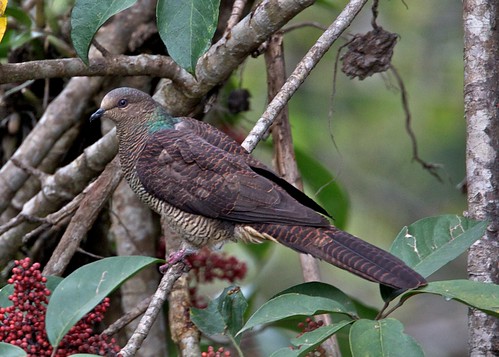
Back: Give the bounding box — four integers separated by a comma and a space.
125, 170, 236, 248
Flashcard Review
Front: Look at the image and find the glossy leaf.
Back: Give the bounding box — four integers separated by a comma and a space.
390, 215, 487, 277
270, 347, 302, 357
191, 286, 247, 344
403, 280, 499, 318
295, 147, 349, 229
0, 343, 27, 357
239, 282, 355, 335
275, 282, 357, 317
350, 319, 424, 357
0, 283, 12, 307
291, 320, 352, 348
156, 0, 220, 73
46, 256, 160, 347
45, 276, 63, 294
269, 321, 352, 357
293, 321, 352, 354
5, 5, 31, 28
71, 0, 137, 64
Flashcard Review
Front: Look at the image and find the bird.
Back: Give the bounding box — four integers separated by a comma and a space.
90, 87, 427, 291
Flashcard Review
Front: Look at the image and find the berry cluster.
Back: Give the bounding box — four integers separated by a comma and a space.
56, 297, 119, 356
296, 317, 326, 357
201, 345, 231, 357
0, 258, 51, 354
297, 317, 324, 335
186, 248, 247, 308
0, 257, 120, 356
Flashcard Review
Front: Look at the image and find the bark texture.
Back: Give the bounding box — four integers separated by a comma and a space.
463, 1, 499, 356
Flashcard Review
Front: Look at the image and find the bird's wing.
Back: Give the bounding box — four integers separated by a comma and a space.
136, 129, 329, 226
176, 118, 332, 218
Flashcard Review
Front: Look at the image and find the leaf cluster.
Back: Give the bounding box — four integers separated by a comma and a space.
1, 215, 495, 356
71, 0, 220, 73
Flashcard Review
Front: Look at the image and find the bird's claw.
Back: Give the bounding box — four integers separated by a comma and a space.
159, 248, 194, 274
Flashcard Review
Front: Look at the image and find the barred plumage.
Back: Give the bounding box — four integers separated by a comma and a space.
91, 87, 427, 290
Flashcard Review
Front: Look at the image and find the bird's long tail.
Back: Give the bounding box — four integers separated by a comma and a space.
250, 223, 427, 290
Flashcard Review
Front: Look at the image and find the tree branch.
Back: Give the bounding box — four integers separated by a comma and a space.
42, 158, 123, 276
119, 263, 185, 357
156, 0, 317, 115
102, 296, 152, 337
242, 0, 368, 152
0, 55, 191, 86
0, 76, 103, 216
111, 180, 166, 357
162, 218, 201, 355
0, 0, 158, 217
0, 129, 118, 266
2, 124, 82, 222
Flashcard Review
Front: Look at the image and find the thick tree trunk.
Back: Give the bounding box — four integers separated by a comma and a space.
463, 1, 499, 356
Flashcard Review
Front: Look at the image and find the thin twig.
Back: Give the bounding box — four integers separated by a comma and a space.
119, 263, 185, 357
224, 0, 247, 38
92, 39, 111, 57
0, 215, 27, 236
328, 40, 352, 153
371, 0, 380, 30
389, 65, 443, 181
242, 0, 369, 152
102, 296, 152, 337
282, 21, 328, 33
10, 158, 48, 183
74, 248, 105, 260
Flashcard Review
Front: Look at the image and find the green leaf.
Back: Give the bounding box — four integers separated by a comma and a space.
5, 6, 33, 28
191, 286, 247, 345
70, 0, 138, 64
351, 298, 379, 320
46, 275, 64, 293
403, 280, 499, 318
0, 283, 13, 307
46, 256, 161, 347
0, 29, 43, 57
156, 0, 220, 73
295, 147, 349, 229
275, 282, 358, 317
270, 348, 302, 357
292, 321, 352, 352
350, 319, 424, 357
0, 343, 27, 357
390, 215, 487, 277
239, 283, 355, 335
269, 321, 352, 357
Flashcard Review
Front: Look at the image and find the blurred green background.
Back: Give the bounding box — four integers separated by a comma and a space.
220, 1, 467, 356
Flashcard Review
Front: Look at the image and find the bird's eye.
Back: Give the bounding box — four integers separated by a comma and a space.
117, 99, 128, 108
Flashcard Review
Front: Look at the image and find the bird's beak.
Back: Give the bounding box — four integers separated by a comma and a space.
90, 108, 105, 122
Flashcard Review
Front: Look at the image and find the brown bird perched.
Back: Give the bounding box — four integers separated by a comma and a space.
90, 87, 427, 291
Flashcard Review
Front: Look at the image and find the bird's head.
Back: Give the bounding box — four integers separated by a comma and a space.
90, 87, 157, 127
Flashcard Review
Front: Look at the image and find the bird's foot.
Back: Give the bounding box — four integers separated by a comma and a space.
159, 248, 196, 274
